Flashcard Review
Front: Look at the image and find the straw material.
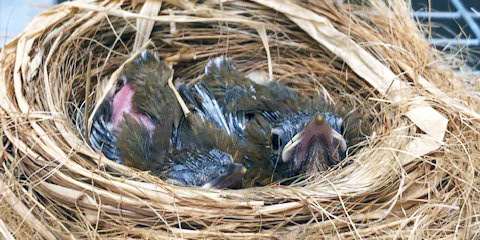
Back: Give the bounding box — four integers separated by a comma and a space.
0, 0, 479, 239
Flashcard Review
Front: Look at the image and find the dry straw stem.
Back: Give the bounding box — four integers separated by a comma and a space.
0, 0, 479, 239
0, 218, 15, 240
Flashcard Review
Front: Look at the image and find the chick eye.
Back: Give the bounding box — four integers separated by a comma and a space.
271, 133, 282, 151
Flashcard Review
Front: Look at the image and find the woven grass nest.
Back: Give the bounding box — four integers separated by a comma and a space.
1, 0, 480, 239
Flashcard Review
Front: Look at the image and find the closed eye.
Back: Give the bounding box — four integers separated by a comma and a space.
271, 134, 283, 152
271, 128, 284, 152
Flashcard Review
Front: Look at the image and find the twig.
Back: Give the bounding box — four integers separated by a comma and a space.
0, 218, 15, 240
84, 52, 93, 140
166, 62, 190, 116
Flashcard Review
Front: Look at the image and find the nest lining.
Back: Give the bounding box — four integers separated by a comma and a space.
0, 0, 479, 239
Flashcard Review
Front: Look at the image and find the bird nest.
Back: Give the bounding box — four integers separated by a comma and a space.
1, 0, 479, 239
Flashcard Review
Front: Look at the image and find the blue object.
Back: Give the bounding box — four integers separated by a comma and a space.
0, 0, 55, 44
412, 0, 480, 47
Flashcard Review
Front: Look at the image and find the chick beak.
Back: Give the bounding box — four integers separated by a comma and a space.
281, 114, 347, 166
202, 163, 247, 189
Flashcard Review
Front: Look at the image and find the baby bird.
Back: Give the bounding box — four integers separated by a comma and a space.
84, 50, 245, 188
199, 56, 368, 186
83, 50, 176, 164
245, 109, 354, 181
116, 114, 246, 188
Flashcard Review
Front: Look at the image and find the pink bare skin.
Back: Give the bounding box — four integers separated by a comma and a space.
291, 117, 337, 169
111, 84, 155, 132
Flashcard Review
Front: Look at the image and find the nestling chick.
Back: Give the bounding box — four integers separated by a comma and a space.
116, 114, 246, 188
201, 56, 369, 186
117, 113, 246, 189
83, 50, 175, 164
